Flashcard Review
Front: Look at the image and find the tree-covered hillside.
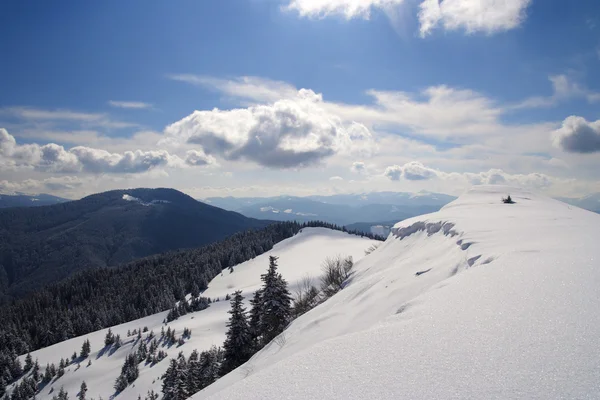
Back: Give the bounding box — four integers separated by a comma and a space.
0, 188, 269, 299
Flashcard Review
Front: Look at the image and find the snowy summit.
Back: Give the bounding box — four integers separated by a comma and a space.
197, 185, 600, 400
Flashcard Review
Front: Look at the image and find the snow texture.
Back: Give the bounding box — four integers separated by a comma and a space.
194, 185, 600, 400
13, 228, 375, 400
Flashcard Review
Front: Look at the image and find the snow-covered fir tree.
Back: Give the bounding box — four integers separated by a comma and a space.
221, 291, 253, 375
78, 381, 87, 400
258, 256, 292, 345
80, 339, 91, 358
248, 289, 263, 349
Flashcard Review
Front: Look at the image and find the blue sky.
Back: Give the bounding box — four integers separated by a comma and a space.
1, 0, 599, 198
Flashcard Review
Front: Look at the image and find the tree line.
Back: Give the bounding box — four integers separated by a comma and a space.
0, 221, 380, 358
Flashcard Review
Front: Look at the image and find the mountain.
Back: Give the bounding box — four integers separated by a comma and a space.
307, 190, 458, 207
7, 227, 377, 400
0, 188, 269, 298
195, 186, 600, 399
8, 185, 599, 400
0, 193, 69, 208
556, 192, 600, 213
204, 191, 455, 225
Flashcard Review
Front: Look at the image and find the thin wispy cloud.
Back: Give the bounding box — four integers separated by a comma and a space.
1, 107, 140, 129
108, 101, 153, 109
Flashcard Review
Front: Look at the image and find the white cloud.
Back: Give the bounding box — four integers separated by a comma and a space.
2, 107, 138, 129
384, 161, 439, 180
0, 128, 211, 174
185, 149, 217, 166
514, 75, 600, 109
552, 116, 600, 153
384, 160, 555, 190
284, 0, 531, 37
168, 75, 297, 104
164, 89, 375, 168
285, 0, 404, 19
0, 175, 84, 195
108, 101, 153, 109
418, 0, 531, 36
194, 75, 505, 139
329, 176, 344, 181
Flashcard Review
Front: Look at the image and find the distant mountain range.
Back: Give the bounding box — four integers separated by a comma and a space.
204, 191, 457, 226
0, 193, 69, 208
556, 193, 600, 214
0, 188, 269, 299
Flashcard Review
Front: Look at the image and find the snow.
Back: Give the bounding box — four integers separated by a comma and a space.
13, 228, 376, 400
122, 194, 171, 206
195, 186, 600, 400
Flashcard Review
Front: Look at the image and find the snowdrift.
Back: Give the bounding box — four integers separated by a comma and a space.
197, 186, 600, 400
14, 228, 377, 400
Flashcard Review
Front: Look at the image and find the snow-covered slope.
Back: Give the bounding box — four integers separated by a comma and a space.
13, 228, 377, 400
196, 186, 600, 400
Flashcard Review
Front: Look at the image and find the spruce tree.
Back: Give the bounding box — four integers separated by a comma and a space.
104, 329, 114, 347
24, 354, 33, 372
78, 381, 87, 400
247, 289, 263, 349
32, 359, 40, 382
57, 386, 69, 400
80, 339, 91, 358
221, 291, 252, 375
259, 256, 292, 345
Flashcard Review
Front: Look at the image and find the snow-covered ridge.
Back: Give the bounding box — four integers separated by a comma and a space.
12, 228, 376, 400
197, 185, 600, 400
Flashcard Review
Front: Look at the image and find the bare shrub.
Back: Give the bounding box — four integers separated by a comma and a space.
320, 255, 354, 298
292, 275, 320, 318
364, 243, 380, 255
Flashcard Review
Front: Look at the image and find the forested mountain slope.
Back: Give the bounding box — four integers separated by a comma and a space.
4, 227, 378, 400
0, 188, 269, 298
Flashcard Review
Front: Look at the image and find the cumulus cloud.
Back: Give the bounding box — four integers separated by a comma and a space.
0, 129, 211, 173
185, 149, 217, 166
384, 161, 440, 181
108, 101, 153, 109
164, 89, 375, 168
552, 116, 600, 153
418, 0, 531, 36
329, 176, 344, 181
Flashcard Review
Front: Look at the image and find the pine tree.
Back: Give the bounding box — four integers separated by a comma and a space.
43, 364, 52, 383
80, 339, 91, 358
57, 359, 65, 378
32, 359, 40, 382
57, 386, 69, 400
0, 376, 6, 399
145, 390, 159, 400
259, 256, 292, 345
78, 381, 87, 400
104, 329, 114, 347
24, 354, 33, 372
221, 291, 252, 375
247, 289, 263, 349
